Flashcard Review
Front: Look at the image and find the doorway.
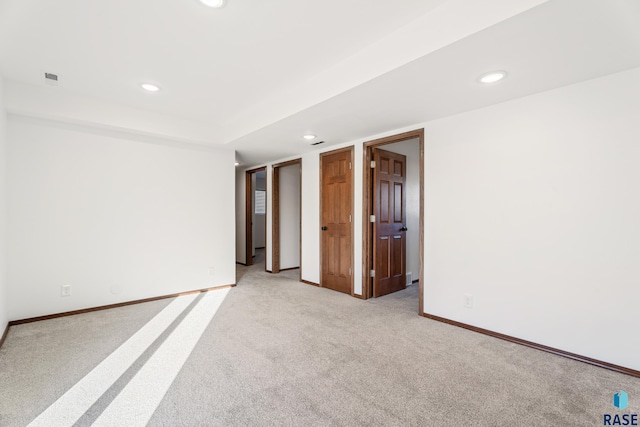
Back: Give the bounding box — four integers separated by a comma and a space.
245, 167, 267, 269
319, 146, 354, 295
363, 130, 424, 314
272, 159, 302, 277
371, 147, 407, 297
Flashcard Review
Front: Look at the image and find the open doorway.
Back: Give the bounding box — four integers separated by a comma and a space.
362, 130, 424, 315
245, 167, 267, 269
271, 159, 301, 278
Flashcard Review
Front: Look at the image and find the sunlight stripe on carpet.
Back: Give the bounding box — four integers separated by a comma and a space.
27, 293, 198, 427
92, 288, 230, 427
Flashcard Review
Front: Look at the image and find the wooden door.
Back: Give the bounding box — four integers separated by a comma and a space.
320, 148, 353, 294
373, 148, 406, 297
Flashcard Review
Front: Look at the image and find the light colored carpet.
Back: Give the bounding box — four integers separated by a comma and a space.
0, 298, 172, 427
0, 260, 638, 426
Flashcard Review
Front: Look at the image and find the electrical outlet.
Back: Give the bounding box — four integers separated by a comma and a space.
464, 293, 473, 309
61, 285, 71, 297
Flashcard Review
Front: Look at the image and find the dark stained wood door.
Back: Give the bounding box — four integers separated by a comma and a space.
373, 148, 406, 297
320, 148, 353, 294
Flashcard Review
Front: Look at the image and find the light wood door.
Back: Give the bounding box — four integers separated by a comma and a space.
373, 148, 406, 297
320, 148, 353, 294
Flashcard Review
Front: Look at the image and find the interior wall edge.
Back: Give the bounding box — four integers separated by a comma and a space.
8, 284, 236, 327
422, 312, 640, 379
0, 322, 8, 350
7, 113, 224, 154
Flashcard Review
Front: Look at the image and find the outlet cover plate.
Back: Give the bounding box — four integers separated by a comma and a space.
464, 293, 473, 309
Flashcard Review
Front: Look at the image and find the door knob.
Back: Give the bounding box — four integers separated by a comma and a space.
322, 226, 328, 231
400, 226, 408, 231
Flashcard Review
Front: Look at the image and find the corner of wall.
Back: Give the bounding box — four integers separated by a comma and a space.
6, 117, 236, 320
0, 76, 8, 333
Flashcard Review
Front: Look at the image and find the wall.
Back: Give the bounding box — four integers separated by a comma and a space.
235, 67, 640, 371
7, 116, 236, 320
279, 163, 301, 269
299, 152, 321, 284
424, 67, 640, 371
0, 78, 7, 331
256, 143, 363, 291
235, 146, 355, 288
383, 138, 420, 285
264, 167, 273, 271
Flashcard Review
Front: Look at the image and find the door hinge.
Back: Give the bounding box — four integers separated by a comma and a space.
370, 269, 375, 278
349, 214, 352, 222
370, 160, 375, 168
370, 215, 375, 223
349, 162, 352, 170
348, 267, 352, 276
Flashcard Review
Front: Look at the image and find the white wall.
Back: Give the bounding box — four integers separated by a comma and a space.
0, 78, 7, 331
299, 152, 321, 284
265, 166, 273, 271
236, 68, 640, 371
279, 163, 301, 269
272, 144, 363, 291
7, 116, 236, 320
383, 139, 420, 285
424, 67, 640, 371
235, 147, 354, 288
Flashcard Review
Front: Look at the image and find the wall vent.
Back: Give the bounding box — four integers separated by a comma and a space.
44, 72, 59, 86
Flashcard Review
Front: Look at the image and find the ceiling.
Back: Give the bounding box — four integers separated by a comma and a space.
1, 0, 639, 167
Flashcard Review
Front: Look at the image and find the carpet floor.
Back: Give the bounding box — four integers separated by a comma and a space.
0, 258, 638, 426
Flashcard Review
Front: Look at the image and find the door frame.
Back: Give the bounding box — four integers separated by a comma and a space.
245, 166, 267, 268
319, 146, 355, 295
362, 129, 424, 314
271, 158, 302, 277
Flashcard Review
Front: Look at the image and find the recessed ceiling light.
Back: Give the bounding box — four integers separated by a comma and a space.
478, 71, 507, 84
303, 134, 316, 140
200, 0, 225, 7
141, 83, 160, 92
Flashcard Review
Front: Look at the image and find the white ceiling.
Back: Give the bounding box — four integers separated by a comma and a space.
0, 0, 443, 118
229, 0, 640, 165
1, 0, 639, 167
